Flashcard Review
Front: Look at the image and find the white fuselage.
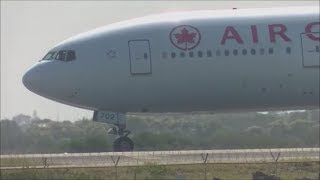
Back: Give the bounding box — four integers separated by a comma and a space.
23, 6, 320, 113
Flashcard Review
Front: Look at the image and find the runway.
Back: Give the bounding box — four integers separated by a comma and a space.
1, 148, 319, 169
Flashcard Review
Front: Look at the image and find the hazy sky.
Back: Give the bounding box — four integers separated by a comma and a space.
1, 1, 319, 121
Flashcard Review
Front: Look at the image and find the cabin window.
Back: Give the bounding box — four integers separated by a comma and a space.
180, 52, 185, 58
250, 49, 256, 55
189, 51, 194, 58
160, 46, 288, 61
171, 52, 176, 58
224, 50, 230, 56
198, 51, 203, 58
286, 47, 291, 54
268, 48, 274, 54
233, 49, 238, 56
206, 50, 212, 57
242, 49, 247, 55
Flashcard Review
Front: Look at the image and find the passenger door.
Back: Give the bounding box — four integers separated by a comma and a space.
128, 40, 152, 74
301, 32, 320, 67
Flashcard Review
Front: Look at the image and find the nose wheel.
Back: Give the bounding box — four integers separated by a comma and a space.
93, 111, 134, 152
113, 136, 134, 152
108, 125, 134, 152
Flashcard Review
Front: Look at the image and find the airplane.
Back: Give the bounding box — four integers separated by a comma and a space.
23, 6, 320, 151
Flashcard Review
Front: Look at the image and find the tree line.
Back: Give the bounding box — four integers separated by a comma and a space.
1, 110, 319, 154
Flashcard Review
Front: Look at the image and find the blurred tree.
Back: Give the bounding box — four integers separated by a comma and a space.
0, 120, 26, 153
0, 110, 318, 153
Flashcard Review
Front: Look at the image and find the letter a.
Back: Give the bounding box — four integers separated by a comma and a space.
220, 26, 244, 45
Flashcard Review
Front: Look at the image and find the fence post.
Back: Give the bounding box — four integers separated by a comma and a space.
111, 156, 121, 180
42, 157, 48, 168
201, 153, 209, 180
270, 150, 281, 177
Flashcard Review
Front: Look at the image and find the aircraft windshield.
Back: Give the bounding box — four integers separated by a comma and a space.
55, 51, 67, 61
41, 50, 76, 61
55, 50, 76, 61
42, 51, 56, 60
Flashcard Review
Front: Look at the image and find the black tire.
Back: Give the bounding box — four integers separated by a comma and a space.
113, 136, 134, 152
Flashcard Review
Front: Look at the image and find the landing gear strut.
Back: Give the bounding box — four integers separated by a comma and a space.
93, 111, 134, 152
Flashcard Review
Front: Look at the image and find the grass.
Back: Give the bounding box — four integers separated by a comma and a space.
0, 158, 40, 168
1, 162, 319, 180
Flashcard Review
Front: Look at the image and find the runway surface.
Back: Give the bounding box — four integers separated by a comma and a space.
1, 148, 319, 169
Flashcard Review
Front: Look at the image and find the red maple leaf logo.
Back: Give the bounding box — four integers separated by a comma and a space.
170, 25, 201, 51
174, 28, 196, 44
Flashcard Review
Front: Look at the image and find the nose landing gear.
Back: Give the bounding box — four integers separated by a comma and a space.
113, 136, 134, 152
93, 111, 134, 152
107, 124, 134, 152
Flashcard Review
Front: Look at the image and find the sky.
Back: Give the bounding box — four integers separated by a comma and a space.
1, 1, 319, 121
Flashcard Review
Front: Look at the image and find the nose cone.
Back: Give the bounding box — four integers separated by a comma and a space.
22, 62, 75, 102
22, 61, 82, 108
22, 65, 40, 93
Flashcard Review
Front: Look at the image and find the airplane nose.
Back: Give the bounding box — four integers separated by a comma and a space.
22, 65, 40, 93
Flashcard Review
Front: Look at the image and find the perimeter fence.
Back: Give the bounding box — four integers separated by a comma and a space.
1, 148, 319, 169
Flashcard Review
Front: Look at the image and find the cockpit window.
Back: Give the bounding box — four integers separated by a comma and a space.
66, 50, 76, 61
55, 50, 76, 61
55, 50, 67, 61
42, 50, 76, 62
42, 51, 56, 60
